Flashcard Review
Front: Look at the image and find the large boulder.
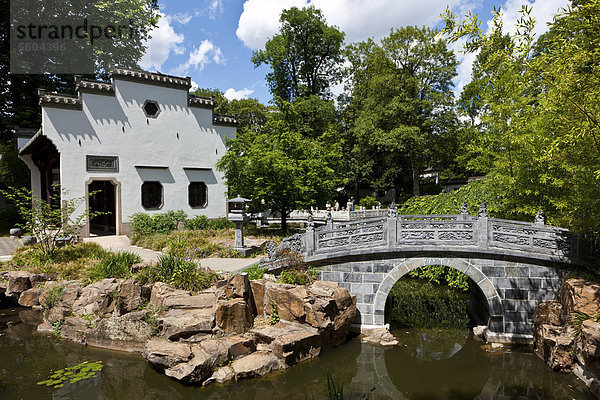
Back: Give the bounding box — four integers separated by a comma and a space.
163, 291, 216, 309
272, 325, 321, 366
231, 351, 281, 380
72, 279, 120, 317
157, 308, 215, 340
224, 335, 256, 358
533, 300, 563, 326
216, 274, 252, 301
87, 312, 153, 352
115, 279, 145, 314
60, 316, 91, 345
18, 287, 42, 307
143, 338, 192, 369
534, 324, 575, 371
148, 282, 197, 309
205, 366, 234, 385
265, 282, 308, 322
250, 280, 266, 315
164, 346, 216, 383
215, 298, 253, 334
6, 271, 33, 296
583, 319, 600, 359
561, 279, 600, 318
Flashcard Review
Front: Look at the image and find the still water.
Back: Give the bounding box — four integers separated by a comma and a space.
0, 307, 594, 400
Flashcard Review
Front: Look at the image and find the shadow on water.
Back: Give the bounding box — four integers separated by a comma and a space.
0, 307, 595, 400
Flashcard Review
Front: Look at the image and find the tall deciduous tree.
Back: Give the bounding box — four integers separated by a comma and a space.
343, 27, 458, 198
251, 6, 345, 101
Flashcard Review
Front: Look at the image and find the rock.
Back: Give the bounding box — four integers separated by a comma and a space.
164, 346, 215, 383
224, 335, 256, 358
250, 280, 265, 315
272, 326, 321, 366
9, 227, 22, 238
22, 236, 36, 245
361, 328, 398, 347
215, 298, 253, 334
6, 271, 33, 295
61, 316, 90, 345
116, 279, 144, 314
18, 309, 43, 325
199, 338, 231, 364
131, 261, 153, 272
231, 351, 281, 380
158, 308, 215, 340
265, 282, 308, 323
149, 282, 192, 308
143, 338, 192, 369
37, 322, 54, 334
72, 279, 120, 317
534, 324, 575, 371
561, 279, 600, 318
533, 300, 563, 326
44, 306, 71, 324
163, 291, 216, 309
29, 273, 57, 287
88, 315, 152, 352
18, 287, 42, 307
205, 366, 234, 385
583, 320, 600, 359
473, 325, 487, 341
251, 325, 285, 345
215, 274, 253, 303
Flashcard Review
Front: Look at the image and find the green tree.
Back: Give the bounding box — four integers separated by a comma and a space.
442, 2, 600, 232
343, 27, 459, 199
251, 6, 345, 101
217, 109, 342, 231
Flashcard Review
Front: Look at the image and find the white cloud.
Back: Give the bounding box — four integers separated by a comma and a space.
139, 13, 185, 71
166, 13, 193, 25
191, 80, 200, 91
224, 87, 255, 100
173, 40, 225, 75
236, 0, 472, 50
487, 0, 568, 37
208, 0, 224, 19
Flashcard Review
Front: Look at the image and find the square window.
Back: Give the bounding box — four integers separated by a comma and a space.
142, 181, 163, 210
189, 182, 207, 208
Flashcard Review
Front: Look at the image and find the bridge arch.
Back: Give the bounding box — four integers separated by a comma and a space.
372, 257, 503, 327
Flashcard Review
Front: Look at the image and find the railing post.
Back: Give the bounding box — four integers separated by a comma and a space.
387, 205, 397, 248
306, 216, 315, 256
476, 203, 488, 248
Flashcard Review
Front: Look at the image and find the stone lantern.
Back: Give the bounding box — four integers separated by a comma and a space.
228, 195, 252, 255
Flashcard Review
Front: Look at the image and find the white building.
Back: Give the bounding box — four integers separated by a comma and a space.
18, 67, 237, 237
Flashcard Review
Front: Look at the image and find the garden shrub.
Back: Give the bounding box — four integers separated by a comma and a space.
87, 251, 142, 281
359, 195, 381, 209
245, 264, 268, 280
184, 215, 234, 230
130, 210, 187, 236
279, 267, 318, 285
136, 254, 218, 292
42, 284, 65, 309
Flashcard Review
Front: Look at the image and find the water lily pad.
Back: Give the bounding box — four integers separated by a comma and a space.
37, 361, 103, 389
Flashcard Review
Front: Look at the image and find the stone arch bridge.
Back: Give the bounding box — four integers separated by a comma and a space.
276, 209, 598, 343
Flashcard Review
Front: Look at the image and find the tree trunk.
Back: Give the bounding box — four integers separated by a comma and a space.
412, 166, 420, 197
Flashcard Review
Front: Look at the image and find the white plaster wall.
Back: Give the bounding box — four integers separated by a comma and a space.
39, 78, 235, 228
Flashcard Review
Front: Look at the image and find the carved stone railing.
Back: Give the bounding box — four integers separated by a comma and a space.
302, 207, 597, 266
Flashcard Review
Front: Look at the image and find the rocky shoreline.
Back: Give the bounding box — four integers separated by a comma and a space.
533, 278, 600, 398
0, 271, 357, 386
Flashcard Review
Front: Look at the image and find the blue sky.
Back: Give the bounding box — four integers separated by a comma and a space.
139, 0, 569, 105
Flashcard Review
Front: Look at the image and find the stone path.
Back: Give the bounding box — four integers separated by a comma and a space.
83, 235, 263, 273
0, 237, 22, 261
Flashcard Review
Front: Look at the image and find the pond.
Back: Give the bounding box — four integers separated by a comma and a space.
0, 307, 594, 400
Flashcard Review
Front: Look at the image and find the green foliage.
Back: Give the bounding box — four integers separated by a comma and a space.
1, 185, 104, 257
441, 2, 600, 233
87, 251, 142, 282
568, 311, 600, 337
78, 314, 96, 328
408, 265, 470, 292
399, 179, 493, 217
252, 6, 345, 101
184, 215, 234, 230
42, 284, 64, 310
245, 264, 268, 280
52, 320, 64, 337
279, 267, 318, 285
130, 210, 187, 236
388, 279, 470, 329
136, 254, 218, 293
269, 303, 280, 325
358, 196, 380, 209
37, 361, 103, 389
342, 26, 459, 198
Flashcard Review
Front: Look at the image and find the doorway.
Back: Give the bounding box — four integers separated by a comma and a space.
88, 180, 116, 235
